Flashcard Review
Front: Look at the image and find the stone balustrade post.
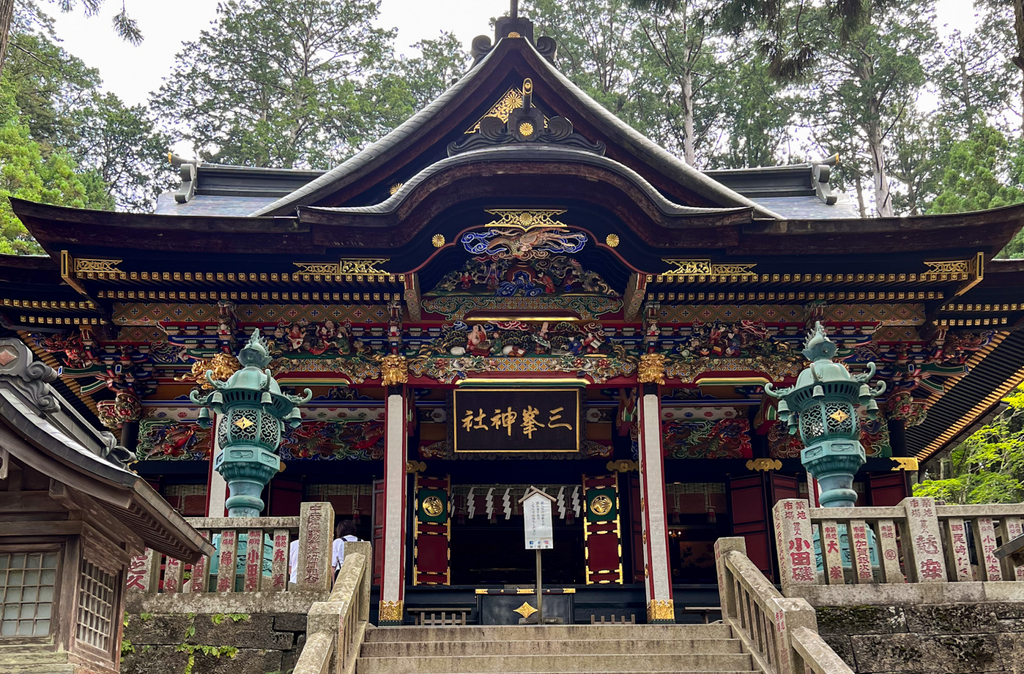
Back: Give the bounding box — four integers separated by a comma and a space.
714, 537, 746, 621
297, 501, 335, 593
899, 496, 947, 582
771, 596, 820, 674
126, 548, 158, 593
772, 499, 817, 594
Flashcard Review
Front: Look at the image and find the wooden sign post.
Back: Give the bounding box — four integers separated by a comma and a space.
520, 487, 556, 624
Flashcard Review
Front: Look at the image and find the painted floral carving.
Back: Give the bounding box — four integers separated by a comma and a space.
886, 391, 928, 427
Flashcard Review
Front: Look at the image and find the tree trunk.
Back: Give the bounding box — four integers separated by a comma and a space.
682, 67, 695, 166
0, 0, 14, 81
867, 119, 894, 217
1014, 0, 1024, 131
855, 175, 867, 219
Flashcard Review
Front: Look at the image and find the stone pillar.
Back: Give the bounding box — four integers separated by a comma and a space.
207, 429, 227, 517
772, 499, 818, 595
901, 496, 947, 582
297, 501, 335, 593
637, 384, 674, 624
379, 386, 408, 625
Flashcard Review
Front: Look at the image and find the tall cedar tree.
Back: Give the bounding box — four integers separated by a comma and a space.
151, 0, 400, 168
795, 1, 936, 217
524, 0, 792, 168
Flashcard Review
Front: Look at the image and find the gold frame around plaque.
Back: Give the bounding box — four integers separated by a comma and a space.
452, 388, 581, 453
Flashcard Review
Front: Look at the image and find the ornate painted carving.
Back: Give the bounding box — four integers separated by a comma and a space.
176, 353, 241, 389
886, 391, 927, 427
663, 418, 752, 459
430, 256, 618, 298
662, 259, 757, 277
379, 354, 409, 387
293, 259, 390, 275
96, 391, 143, 429
421, 295, 622, 321
279, 421, 385, 460
137, 420, 212, 461
460, 229, 588, 262
638, 353, 666, 385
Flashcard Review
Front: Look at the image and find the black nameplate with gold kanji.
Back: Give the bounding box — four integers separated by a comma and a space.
453, 388, 580, 453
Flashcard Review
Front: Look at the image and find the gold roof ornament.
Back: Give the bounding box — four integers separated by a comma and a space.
513, 602, 538, 619
482, 208, 568, 231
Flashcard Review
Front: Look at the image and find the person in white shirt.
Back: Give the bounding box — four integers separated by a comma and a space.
332, 520, 359, 576
289, 538, 299, 585
289, 520, 360, 585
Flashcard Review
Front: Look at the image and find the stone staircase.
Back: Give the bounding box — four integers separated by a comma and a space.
357, 623, 759, 674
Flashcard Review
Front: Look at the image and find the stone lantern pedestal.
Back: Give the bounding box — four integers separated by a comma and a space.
192, 331, 311, 517
766, 322, 885, 508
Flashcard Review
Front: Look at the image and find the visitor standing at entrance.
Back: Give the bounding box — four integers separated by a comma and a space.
332, 520, 359, 577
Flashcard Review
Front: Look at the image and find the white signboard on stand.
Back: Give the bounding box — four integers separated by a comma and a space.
521, 487, 555, 550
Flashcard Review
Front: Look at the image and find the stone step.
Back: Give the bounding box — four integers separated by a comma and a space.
364, 624, 733, 643
361, 637, 746, 657
356, 652, 755, 674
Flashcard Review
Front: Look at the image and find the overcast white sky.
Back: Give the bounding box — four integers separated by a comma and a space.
49, 0, 978, 108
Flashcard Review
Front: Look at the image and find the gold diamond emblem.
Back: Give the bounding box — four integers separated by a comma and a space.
234, 417, 255, 431
829, 409, 850, 423
513, 602, 537, 619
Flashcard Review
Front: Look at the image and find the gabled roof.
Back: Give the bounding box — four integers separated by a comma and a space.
0, 338, 212, 562
251, 37, 782, 219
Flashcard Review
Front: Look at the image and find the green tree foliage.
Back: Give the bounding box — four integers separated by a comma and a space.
0, 0, 141, 79
2, 14, 170, 211
795, 0, 937, 217
0, 85, 112, 254
928, 125, 1024, 216
915, 386, 1024, 504
150, 0, 466, 169
523, 0, 793, 168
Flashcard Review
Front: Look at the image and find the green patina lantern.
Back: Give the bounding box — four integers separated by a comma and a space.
765, 322, 885, 508
192, 331, 311, 517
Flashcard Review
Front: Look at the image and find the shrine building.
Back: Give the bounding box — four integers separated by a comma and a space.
3, 7, 1024, 626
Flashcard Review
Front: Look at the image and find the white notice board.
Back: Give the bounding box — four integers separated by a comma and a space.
523, 491, 554, 550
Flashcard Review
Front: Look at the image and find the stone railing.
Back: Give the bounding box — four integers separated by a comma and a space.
127, 502, 336, 596
294, 541, 372, 674
715, 537, 853, 674
773, 497, 1024, 605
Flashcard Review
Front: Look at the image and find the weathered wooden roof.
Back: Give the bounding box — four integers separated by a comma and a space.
0, 338, 213, 562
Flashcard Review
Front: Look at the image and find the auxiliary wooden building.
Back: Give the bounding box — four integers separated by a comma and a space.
2, 8, 1024, 625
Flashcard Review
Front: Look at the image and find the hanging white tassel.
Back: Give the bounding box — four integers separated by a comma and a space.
467, 487, 476, 519
556, 486, 567, 520
571, 486, 582, 518
503, 488, 512, 520
485, 487, 494, 521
